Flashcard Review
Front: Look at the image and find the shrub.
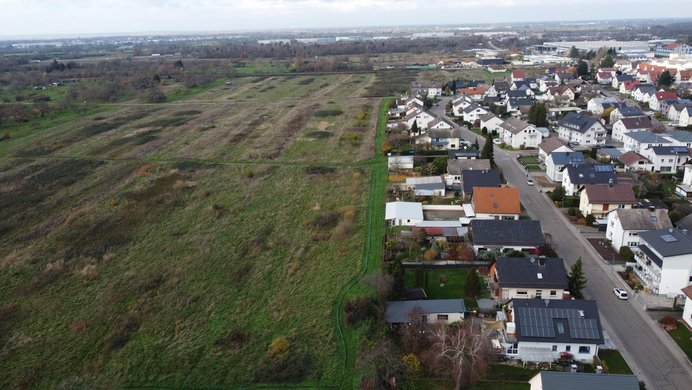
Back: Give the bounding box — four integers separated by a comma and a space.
567, 207, 579, 217
659, 316, 678, 331
314, 109, 343, 117
268, 336, 290, 357
619, 246, 634, 261
108, 311, 142, 350
585, 214, 596, 226
332, 219, 357, 239
402, 353, 422, 376
344, 296, 377, 326
312, 211, 340, 228
254, 353, 313, 383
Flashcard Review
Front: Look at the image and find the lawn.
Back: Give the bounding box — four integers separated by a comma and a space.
598, 349, 634, 374
0, 72, 381, 388
668, 323, 692, 361
518, 156, 540, 165
404, 268, 488, 308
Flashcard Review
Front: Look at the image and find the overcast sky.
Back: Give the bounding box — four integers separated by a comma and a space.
0, 0, 690, 38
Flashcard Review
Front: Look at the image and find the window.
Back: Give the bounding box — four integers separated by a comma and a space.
579, 346, 590, 354
437, 314, 449, 322
550, 290, 557, 296
552, 345, 558, 352
517, 291, 528, 296
565, 345, 571, 352
557, 323, 565, 334
536, 290, 543, 298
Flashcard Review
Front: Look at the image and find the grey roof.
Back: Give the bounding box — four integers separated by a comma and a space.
549, 151, 585, 166
624, 131, 671, 144
633, 84, 657, 95
615, 74, 635, 82
495, 257, 568, 289
480, 112, 499, 122
509, 97, 533, 107
666, 130, 692, 143
470, 219, 544, 247
539, 137, 569, 154
512, 299, 604, 344
463, 103, 485, 114
493, 81, 510, 91
507, 90, 528, 98
675, 213, 692, 230
428, 128, 463, 139
532, 372, 639, 390
462, 169, 502, 195
448, 149, 480, 159
565, 163, 617, 185
447, 159, 491, 175
639, 228, 692, 258
558, 112, 602, 134
649, 146, 689, 156
617, 106, 644, 117
385, 299, 466, 323
416, 182, 446, 191
499, 118, 532, 135
614, 208, 673, 231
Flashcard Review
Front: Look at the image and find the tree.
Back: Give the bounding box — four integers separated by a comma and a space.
568, 257, 588, 299
569, 46, 580, 59
432, 156, 447, 174
576, 61, 589, 77
411, 121, 419, 135
528, 103, 548, 127
464, 271, 482, 298
658, 70, 674, 87
432, 322, 493, 390
601, 107, 615, 124
480, 134, 494, 166
619, 246, 635, 261
550, 185, 566, 202
599, 55, 615, 69
389, 259, 405, 299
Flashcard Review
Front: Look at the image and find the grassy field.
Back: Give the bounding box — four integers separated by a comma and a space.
598, 349, 634, 374
668, 323, 692, 361
404, 269, 488, 308
0, 72, 382, 388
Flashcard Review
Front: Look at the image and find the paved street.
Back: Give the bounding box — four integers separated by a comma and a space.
436, 103, 692, 389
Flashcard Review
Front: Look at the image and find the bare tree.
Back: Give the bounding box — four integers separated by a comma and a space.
431, 322, 493, 390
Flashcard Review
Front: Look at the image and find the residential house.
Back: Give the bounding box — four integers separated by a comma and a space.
650, 92, 680, 112
538, 77, 558, 92
609, 106, 644, 124
499, 118, 542, 149
557, 112, 606, 146
448, 149, 479, 159
503, 299, 604, 363
404, 176, 446, 197
452, 95, 474, 116
664, 130, 692, 147
545, 152, 585, 182
611, 116, 653, 141
470, 219, 545, 254
457, 86, 489, 101
472, 187, 521, 220
596, 72, 613, 84
462, 169, 502, 197
548, 85, 576, 101
528, 372, 640, 390
675, 70, 692, 85
668, 103, 692, 122
635, 228, 692, 296
385, 202, 424, 226
611, 74, 634, 89
606, 208, 673, 250
619, 80, 640, 95
385, 299, 465, 325
538, 137, 572, 162
622, 131, 671, 153
388, 155, 414, 171
618, 151, 652, 172
462, 103, 490, 123
492, 81, 511, 97
445, 159, 491, 187
632, 84, 658, 103
659, 99, 692, 118
586, 97, 619, 115
561, 163, 617, 196
511, 70, 526, 82
640, 145, 690, 173
417, 128, 465, 150
555, 72, 577, 84
680, 107, 692, 127
578, 184, 637, 218
426, 117, 455, 131
682, 285, 692, 329
675, 165, 692, 199
480, 112, 505, 135
492, 257, 568, 302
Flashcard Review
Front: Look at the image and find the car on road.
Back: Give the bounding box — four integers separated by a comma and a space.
613, 288, 629, 300
527, 179, 535, 186
493, 138, 502, 145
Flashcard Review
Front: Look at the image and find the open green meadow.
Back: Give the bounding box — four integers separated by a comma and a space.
0, 72, 384, 388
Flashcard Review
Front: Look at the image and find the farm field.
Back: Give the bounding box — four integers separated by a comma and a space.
0, 72, 383, 388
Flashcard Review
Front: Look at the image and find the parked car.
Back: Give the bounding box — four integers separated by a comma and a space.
527, 179, 535, 186
613, 288, 628, 300
493, 138, 502, 145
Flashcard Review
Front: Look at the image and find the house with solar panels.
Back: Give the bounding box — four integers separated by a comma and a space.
634, 228, 692, 296
561, 163, 617, 196
640, 145, 690, 173
502, 299, 604, 363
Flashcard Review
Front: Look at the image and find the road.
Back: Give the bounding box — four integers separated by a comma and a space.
435, 97, 692, 389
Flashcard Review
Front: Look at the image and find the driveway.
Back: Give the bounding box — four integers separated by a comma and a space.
445, 111, 692, 389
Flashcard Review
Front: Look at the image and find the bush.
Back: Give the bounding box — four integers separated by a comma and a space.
619, 246, 634, 261
659, 316, 678, 331
254, 353, 313, 383
344, 296, 377, 326
312, 211, 340, 228
567, 207, 579, 217
268, 336, 290, 357
585, 214, 596, 226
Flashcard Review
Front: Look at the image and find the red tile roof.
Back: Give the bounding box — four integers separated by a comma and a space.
472, 187, 521, 215
512, 70, 526, 78
654, 92, 679, 101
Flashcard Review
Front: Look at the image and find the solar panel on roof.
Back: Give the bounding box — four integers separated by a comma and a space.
661, 234, 678, 243
594, 165, 613, 172
568, 318, 601, 340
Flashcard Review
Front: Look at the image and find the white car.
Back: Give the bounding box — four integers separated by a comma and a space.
527, 179, 535, 186
493, 138, 502, 145
613, 288, 628, 300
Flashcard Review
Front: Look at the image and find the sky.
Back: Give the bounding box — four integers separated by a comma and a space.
0, 0, 691, 38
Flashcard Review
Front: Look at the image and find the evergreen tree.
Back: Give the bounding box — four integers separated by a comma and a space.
528, 103, 548, 127
464, 270, 482, 298
568, 257, 588, 299
576, 61, 590, 77
599, 55, 615, 68
658, 70, 674, 87
480, 134, 494, 166
390, 258, 405, 299
411, 121, 419, 135
569, 46, 580, 58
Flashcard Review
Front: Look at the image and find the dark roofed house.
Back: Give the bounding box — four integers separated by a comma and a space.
385, 299, 465, 325
579, 184, 637, 217
557, 112, 606, 146
528, 372, 640, 390
445, 159, 492, 188
635, 228, 692, 295
562, 163, 617, 196
505, 299, 604, 362
461, 169, 501, 197
618, 151, 651, 172
493, 257, 568, 302
470, 219, 544, 254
